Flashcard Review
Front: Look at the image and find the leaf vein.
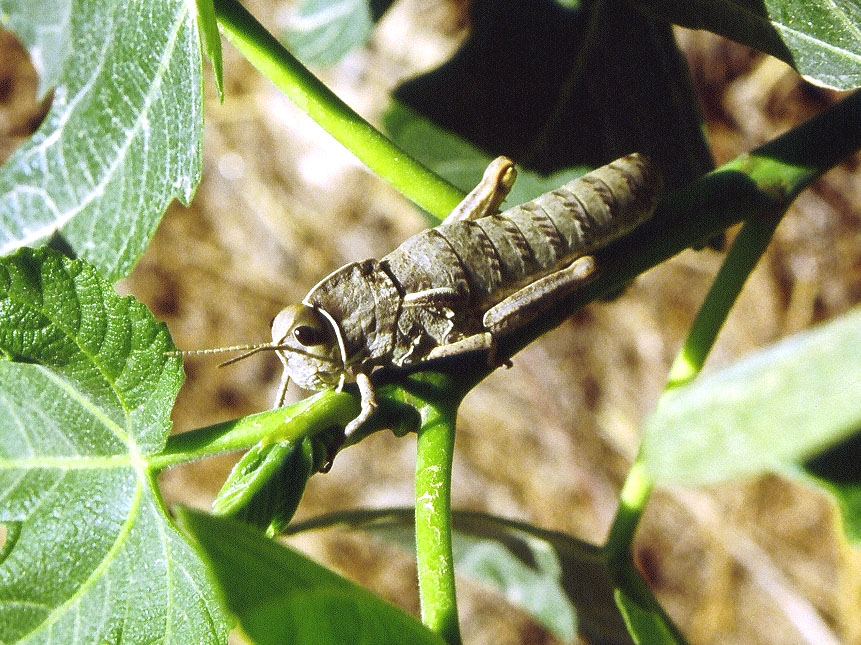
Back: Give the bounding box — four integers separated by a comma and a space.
24, 471, 145, 639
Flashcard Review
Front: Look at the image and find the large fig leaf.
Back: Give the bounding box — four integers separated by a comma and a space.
177, 507, 445, 645
0, 248, 227, 643
638, 0, 861, 90
642, 307, 861, 486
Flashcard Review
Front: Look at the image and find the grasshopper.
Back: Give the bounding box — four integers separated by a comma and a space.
191, 154, 661, 435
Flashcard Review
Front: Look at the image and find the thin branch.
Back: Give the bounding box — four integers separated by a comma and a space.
212, 0, 464, 220
600, 172, 798, 644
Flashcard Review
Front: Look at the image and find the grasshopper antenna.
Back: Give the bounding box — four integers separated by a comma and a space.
166, 343, 343, 367
167, 343, 295, 408
165, 343, 276, 367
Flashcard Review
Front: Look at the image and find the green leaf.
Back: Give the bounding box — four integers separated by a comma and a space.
0, 247, 228, 643
197, 0, 224, 101
822, 480, 861, 543
392, 0, 712, 188
453, 536, 577, 642
642, 307, 861, 485
212, 438, 314, 537
283, 0, 373, 67
637, 0, 861, 90
286, 508, 639, 645
175, 507, 446, 645
0, 0, 203, 281
804, 431, 861, 543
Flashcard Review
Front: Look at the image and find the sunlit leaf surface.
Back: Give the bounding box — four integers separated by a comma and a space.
0, 0, 203, 280
0, 248, 227, 644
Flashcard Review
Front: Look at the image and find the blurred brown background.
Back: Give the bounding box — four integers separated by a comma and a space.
2, 1, 860, 643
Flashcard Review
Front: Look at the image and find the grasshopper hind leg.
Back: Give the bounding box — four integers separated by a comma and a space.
426, 257, 597, 370
483, 255, 597, 336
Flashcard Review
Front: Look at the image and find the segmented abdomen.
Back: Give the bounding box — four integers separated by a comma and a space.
440, 153, 661, 308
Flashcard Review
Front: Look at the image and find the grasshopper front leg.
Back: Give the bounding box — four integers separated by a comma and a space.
344, 370, 377, 436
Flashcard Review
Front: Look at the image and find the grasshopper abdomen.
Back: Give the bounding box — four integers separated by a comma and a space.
377, 153, 662, 362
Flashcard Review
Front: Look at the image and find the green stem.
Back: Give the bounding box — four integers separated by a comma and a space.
603, 207, 787, 642
666, 210, 784, 388
413, 389, 461, 643
604, 461, 653, 579
149, 390, 358, 471
212, 0, 464, 219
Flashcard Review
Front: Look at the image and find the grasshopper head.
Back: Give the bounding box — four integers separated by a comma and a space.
271, 304, 345, 390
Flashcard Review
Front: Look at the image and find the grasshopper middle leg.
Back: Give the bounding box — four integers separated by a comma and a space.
443, 156, 517, 224
426, 256, 597, 366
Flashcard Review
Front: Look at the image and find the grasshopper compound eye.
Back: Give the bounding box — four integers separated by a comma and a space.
293, 324, 328, 346
269, 304, 346, 389
272, 305, 328, 347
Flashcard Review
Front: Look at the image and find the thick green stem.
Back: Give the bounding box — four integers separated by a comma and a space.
212, 0, 464, 219
414, 392, 461, 643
